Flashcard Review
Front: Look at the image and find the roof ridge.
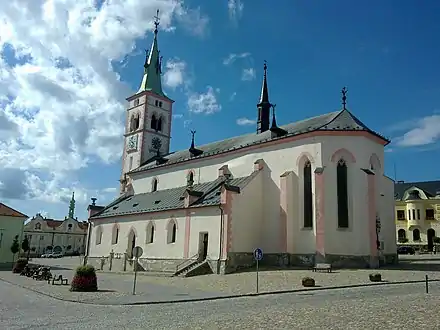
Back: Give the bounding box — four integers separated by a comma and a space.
0, 202, 28, 218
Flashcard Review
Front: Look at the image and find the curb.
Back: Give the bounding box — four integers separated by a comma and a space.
0, 277, 438, 306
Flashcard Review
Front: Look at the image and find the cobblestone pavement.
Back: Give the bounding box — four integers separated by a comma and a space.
1, 280, 440, 329
1, 256, 440, 304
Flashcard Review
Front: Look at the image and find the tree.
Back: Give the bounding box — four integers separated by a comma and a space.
10, 235, 19, 262
21, 236, 30, 261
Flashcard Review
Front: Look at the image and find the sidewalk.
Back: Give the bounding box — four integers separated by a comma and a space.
1, 265, 439, 305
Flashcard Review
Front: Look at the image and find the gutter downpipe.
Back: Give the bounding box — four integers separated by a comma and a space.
84, 220, 92, 266
218, 205, 224, 274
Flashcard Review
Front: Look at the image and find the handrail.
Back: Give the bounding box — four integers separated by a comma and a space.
175, 253, 199, 273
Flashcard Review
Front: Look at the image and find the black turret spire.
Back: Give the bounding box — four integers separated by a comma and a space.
269, 104, 287, 138
189, 130, 203, 157
341, 87, 347, 110
256, 61, 271, 134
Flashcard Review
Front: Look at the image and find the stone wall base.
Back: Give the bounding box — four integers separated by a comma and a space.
87, 252, 399, 275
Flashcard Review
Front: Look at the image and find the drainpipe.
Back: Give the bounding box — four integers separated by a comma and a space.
84, 222, 92, 266
218, 205, 224, 274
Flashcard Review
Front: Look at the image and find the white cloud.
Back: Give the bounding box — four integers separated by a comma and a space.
163, 58, 187, 89
187, 86, 221, 115
241, 68, 255, 81
0, 0, 209, 205
236, 117, 256, 126
228, 0, 244, 22
229, 92, 237, 101
173, 113, 184, 119
394, 114, 440, 147
223, 52, 250, 65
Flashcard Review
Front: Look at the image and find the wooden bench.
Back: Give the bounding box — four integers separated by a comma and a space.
312, 263, 332, 273
49, 274, 68, 285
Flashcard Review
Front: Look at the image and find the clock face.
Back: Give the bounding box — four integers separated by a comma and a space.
151, 137, 162, 150
127, 135, 138, 150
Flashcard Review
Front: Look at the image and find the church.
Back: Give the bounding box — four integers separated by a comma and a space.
85, 13, 397, 275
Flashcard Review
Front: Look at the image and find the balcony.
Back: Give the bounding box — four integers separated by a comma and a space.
407, 219, 423, 228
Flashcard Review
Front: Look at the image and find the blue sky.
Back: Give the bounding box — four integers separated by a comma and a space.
1, 0, 440, 221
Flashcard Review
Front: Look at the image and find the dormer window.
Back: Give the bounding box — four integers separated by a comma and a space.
35, 223, 41, 230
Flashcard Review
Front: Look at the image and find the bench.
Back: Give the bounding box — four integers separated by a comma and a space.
312, 263, 332, 273
49, 274, 68, 285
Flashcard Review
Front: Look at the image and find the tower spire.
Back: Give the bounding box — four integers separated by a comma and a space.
341, 87, 348, 110
256, 60, 271, 134
137, 9, 165, 97
68, 192, 75, 219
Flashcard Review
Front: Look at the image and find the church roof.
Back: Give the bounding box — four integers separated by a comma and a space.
395, 180, 440, 200
131, 109, 389, 174
91, 175, 255, 219
0, 203, 28, 218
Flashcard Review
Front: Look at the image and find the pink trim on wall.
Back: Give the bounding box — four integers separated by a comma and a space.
220, 190, 234, 259
279, 175, 288, 253
183, 210, 191, 258
138, 130, 383, 174
330, 148, 356, 163
295, 152, 315, 167
369, 153, 382, 170
367, 174, 377, 258
315, 171, 325, 256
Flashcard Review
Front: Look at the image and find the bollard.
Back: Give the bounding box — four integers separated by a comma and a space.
425, 274, 429, 294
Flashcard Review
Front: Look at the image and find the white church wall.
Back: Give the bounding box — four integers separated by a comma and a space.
380, 175, 397, 254
321, 136, 390, 256
230, 172, 264, 253
188, 207, 222, 260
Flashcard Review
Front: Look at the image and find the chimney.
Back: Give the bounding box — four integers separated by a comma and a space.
218, 165, 232, 180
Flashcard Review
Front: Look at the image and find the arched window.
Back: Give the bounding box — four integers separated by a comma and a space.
337, 159, 349, 228
398, 229, 406, 241
35, 223, 41, 230
152, 178, 158, 192
303, 160, 313, 228
146, 222, 155, 244
130, 114, 140, 131
167, 220, 177, 244
95, 226, 103, 245
157, 116, 162, 131
111, 224, 119, 244
187, 171, 194, 186
413, 229, 421, 241
150, 114, 157, 130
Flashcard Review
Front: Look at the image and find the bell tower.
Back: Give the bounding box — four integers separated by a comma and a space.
120, 10, 174, 194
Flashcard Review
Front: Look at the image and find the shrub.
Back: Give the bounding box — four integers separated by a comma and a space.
302, 277, 315, 287
12, 258, 28, 274
70, 265, 98, 292
433, 237, 440, 244
369, 273, 382, 282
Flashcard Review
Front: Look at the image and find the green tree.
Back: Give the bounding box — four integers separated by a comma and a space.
10, 235, 19, 262
21, 236, 30, 261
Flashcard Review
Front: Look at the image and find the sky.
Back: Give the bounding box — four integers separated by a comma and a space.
1, 0, 440, 221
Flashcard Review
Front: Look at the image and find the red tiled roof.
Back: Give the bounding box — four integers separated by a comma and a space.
78, 222, 89, 230
0, 203, 28, 218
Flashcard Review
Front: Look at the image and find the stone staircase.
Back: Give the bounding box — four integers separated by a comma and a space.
174, 256, 211, 277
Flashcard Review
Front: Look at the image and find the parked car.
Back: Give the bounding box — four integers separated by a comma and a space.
397, 246, 416, 255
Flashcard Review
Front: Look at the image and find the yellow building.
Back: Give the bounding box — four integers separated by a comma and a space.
0, 202, 28, 268
395, 180, 440, 250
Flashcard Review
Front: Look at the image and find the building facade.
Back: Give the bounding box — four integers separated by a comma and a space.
395, 180, 440, 250
24, 193, 88, 255
86, 14, 397, 275
0, 203, 27, 268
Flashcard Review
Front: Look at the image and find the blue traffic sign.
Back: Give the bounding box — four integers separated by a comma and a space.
254, 248, 263, 261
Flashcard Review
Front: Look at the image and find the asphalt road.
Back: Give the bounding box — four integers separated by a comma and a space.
1, 280, 440, 329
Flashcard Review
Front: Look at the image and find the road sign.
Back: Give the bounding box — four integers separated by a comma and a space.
132, 246, 143, 258
254, 248, 263, 261
132, 246, 143, 295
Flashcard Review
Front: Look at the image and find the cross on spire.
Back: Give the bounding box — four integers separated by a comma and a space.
341, 87, 348, 110
153, 9, 160, 33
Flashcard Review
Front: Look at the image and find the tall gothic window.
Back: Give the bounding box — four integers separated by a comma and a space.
157, 117, 163, 131
337, 159, 349, 228
150, 114, 157, 130
303, 161, 313, 228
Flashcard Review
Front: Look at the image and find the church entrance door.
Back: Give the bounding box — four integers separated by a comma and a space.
198, 232, 208, 260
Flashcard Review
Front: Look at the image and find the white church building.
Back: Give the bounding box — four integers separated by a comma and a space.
85, 14, 397, 275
